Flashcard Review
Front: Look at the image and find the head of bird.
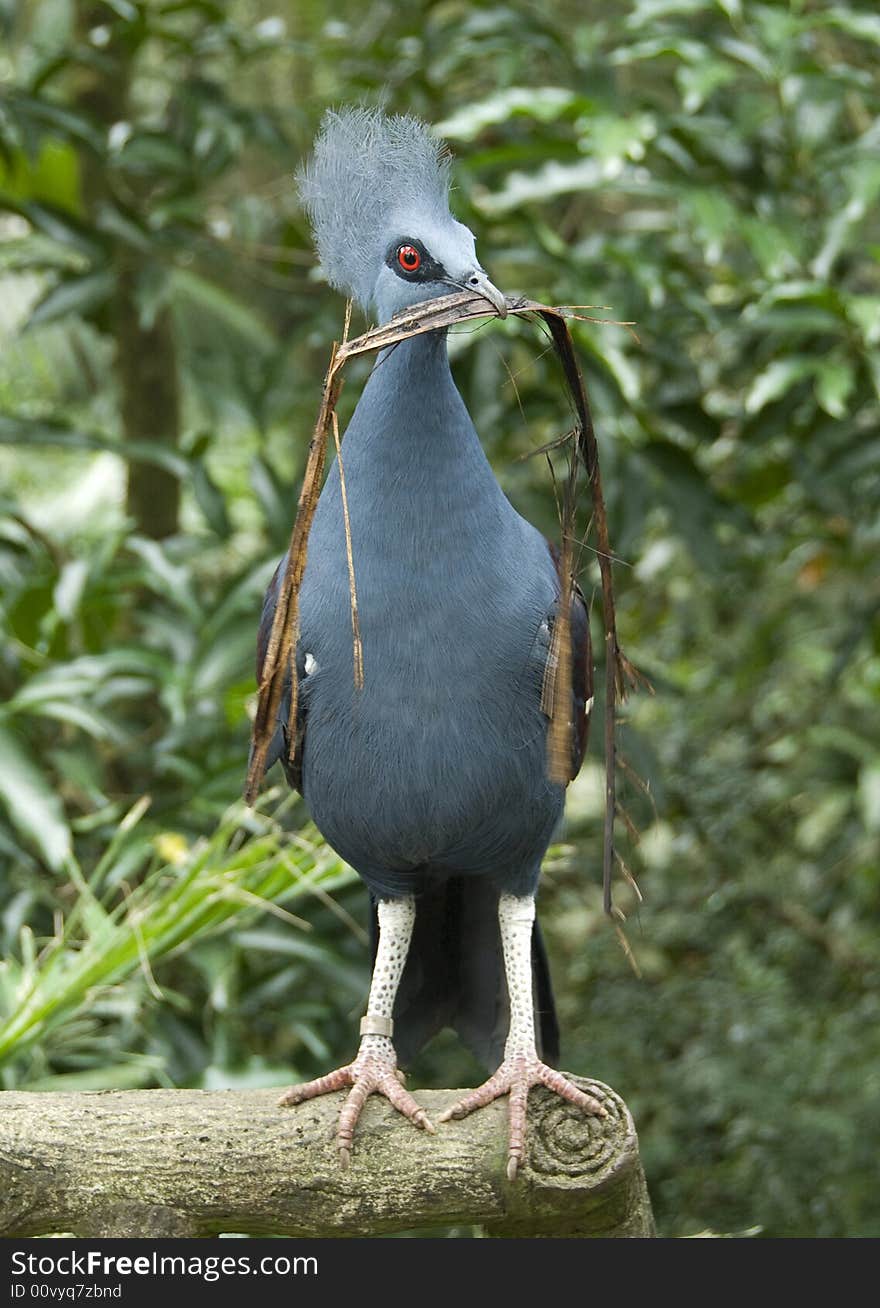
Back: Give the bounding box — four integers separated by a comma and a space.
298, 108, 507, 325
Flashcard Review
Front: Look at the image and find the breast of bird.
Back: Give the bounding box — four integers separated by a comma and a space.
294, 336, 564, 896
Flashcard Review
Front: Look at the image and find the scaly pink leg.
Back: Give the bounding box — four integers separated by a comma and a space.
279, 897, 435, 1167
438, 894, 606, 1180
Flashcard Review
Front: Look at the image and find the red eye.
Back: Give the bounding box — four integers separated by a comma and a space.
397, 244, 421, 272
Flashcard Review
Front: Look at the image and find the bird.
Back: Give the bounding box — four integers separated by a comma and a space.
257, 107, 604, 1178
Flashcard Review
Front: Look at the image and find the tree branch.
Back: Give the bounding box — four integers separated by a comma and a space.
0, 1078, 654, 1238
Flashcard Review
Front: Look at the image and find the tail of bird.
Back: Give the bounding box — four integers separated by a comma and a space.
371, 879, 559, 1070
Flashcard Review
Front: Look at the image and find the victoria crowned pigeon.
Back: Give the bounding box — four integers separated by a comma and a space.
257, 108, 603, 1178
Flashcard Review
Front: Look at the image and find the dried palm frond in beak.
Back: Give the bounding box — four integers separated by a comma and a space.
245, 289, 648, 929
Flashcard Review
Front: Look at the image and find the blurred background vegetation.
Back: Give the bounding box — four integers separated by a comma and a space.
1, 0, 879, 1238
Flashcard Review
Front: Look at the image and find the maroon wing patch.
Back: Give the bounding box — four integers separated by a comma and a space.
546, 540, 593, 780
254, 554, 304, 792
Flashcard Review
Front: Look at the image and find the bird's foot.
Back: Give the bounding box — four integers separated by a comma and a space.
278, 1041, 435, 1169
438, 1052, 606, 1181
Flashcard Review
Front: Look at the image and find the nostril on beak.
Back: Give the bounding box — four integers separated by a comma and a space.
468, 270, 508, 318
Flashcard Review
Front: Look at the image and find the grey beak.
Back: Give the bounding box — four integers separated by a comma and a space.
467, 269, 508, 319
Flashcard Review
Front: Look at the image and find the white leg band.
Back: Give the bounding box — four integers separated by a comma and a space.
360, 1014, 394, 1037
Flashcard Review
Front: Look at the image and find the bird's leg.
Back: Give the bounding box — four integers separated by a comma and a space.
438, 892, 606, 1180
279, 895, 434, 1167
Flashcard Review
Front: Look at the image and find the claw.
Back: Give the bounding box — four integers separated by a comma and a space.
279, 1048, 432, 1166
441, 1055, 606, 1179
413, 1108, 436, 1134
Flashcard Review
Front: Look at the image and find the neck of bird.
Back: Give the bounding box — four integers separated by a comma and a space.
344, 329, 498, 496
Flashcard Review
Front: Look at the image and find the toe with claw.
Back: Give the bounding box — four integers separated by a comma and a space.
279, 1041, 434, 1168
438, 1052, 606, 1180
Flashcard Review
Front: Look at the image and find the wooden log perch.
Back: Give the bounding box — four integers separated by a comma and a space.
0, 1078, 654, 1238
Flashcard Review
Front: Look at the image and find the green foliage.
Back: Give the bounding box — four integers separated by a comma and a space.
0, 794, 355, 1087
1, 0, 879, 1238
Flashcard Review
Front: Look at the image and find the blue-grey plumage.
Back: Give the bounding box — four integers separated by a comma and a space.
297, 331, 565, 900
265, 109, 602, 1172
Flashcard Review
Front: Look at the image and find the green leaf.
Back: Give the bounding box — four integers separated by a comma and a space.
845, 295, 880, 347
27, 270, 115, 328
812, 160, 880, 280
114, 132, 191, 176
0, 415, 190, 478
11, 94, 105, 152
578, 113, 658, 171
745, 359, 814, 414
16, 701, 127, 744
677, 60, 738, 113
815, 360, 855, 419
742, 218, 799, 279
191, 461, 232, 538
820, 8, 880, 46
625, 0, 714, 24
477, 158, 608, 213
103, 0, 140, 19
134, 261, 172, 331
126, 537, 202, 620
9, 201, 102, 258
169, 268, 276, 353
716, 36, 773, 79
0, 726, 71, 872
435, 88, 579, 140
859, 764, 880, 834
95, 201, 152, 253
0, 142, 82, 212
22, 1061, 163, 1092
53, 558, 89, 622
250, 455, 294, 545
683, 188, 740, 262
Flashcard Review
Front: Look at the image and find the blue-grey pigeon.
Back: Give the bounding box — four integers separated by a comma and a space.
258, 108, 603, 1177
